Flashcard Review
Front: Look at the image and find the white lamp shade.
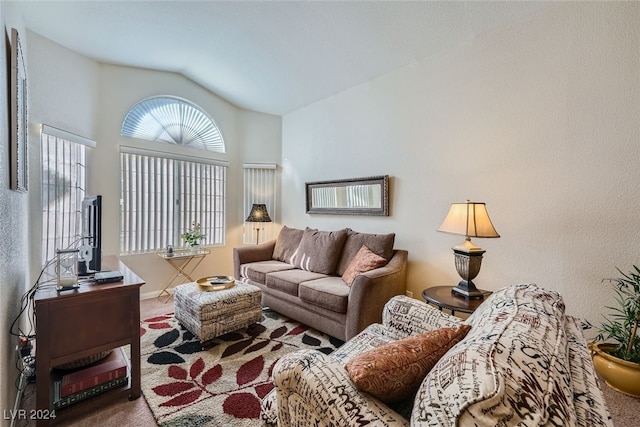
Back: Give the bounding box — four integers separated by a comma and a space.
438, 202, 500, 238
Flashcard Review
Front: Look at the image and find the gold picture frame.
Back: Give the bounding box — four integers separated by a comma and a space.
10, 28, 28, 193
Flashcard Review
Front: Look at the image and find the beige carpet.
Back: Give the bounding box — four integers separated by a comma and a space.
16, 296, 640, 426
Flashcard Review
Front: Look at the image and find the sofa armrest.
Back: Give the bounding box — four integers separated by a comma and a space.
565, 316, 614, 427
345, 249, 408, 340
272, 349, 409, 427
381, 294, 463, 340
233, 240, 276, 279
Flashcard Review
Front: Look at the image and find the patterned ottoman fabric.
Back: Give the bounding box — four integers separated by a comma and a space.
174, 281, 262, 343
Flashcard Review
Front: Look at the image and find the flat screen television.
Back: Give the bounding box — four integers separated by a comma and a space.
79, 195, 102, 275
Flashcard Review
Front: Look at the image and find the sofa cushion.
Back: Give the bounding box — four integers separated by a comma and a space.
273, 226, 304, 263
382, 295, 464, 340
330, 323, 394, 365
265, 269, 327, 297
299, 277, 350, 313
345, 325, 471, 404
290, 228, 348, 275
336, 228, 395, 276
341, 245, 388, 286
240, 260, 295, 283
413, 284, 575, 427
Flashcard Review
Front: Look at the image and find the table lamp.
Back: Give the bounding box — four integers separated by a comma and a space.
246, 203, 272, 244
438, 200, 500, 299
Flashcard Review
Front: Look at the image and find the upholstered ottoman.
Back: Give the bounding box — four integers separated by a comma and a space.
173, 281, 262, 344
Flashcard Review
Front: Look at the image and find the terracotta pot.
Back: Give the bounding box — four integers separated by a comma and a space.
589, 342, 640, 398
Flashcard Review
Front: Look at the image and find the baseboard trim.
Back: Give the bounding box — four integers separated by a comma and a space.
140, 289, 173, 300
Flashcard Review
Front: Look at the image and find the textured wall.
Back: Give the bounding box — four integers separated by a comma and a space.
0, 3, 29, 420
281, 2, 640, 334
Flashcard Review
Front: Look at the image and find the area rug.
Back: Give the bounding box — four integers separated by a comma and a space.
140, 309, 343, 426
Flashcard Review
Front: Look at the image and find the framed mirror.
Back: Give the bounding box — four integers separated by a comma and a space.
305, 175, 389, 216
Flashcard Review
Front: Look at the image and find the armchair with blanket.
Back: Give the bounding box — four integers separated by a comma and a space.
262, 283, 613, 427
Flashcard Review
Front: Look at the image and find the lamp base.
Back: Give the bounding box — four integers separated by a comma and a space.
451, 280, 485, 300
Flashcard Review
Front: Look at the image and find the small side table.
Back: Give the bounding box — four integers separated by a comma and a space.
422, 286, 492, 316
157, 248, 210, 302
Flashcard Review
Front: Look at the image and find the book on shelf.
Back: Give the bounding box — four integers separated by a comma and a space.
58, 348, 128, 397
53, 376, 128, 410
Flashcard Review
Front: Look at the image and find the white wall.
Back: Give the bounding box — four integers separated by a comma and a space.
281, 2, 640, 332
0, 2, 29, 418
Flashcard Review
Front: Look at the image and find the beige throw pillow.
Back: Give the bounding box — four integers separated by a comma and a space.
341, 245, 388, 286
345, 325, 472, 403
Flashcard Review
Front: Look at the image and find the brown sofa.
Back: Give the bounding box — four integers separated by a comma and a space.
233, 226, 408, 341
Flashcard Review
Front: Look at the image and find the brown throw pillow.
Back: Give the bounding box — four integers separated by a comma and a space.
290, 228, 348, 274
335, 228, 395, 275
341, 245, 388, 286
344, 325, 472, 403
273, 226, 304, 263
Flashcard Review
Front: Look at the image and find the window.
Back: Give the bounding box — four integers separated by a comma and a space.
121, 96, 225, 153
41, 125, 95, 265
243, 164, 277, 244
120, 148, 227, 254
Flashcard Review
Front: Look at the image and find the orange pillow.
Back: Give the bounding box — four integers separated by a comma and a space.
341, 245, 388, 286
345, 325, 472, 403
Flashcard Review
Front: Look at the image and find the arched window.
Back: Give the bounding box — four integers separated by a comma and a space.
121, 96, 225, 153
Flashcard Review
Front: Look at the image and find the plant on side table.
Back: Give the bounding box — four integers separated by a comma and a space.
182, 222, 205, 252
590, 265, 640, 398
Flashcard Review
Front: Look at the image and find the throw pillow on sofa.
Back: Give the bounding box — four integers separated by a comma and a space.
345, 324, 472, 404
290, 228, 348, 275
335, 228, 395, 275
273, 225, 304, 263
342, 245, 388, 286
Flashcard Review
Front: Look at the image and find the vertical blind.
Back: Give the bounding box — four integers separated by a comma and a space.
120, 148, 227, 254
243, 164, 277, 244
41, 125, 95, 265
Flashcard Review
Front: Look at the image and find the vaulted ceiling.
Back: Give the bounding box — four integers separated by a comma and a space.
16, 1, 547, 115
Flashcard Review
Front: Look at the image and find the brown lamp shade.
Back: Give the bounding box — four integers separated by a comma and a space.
245, 204, 272, 223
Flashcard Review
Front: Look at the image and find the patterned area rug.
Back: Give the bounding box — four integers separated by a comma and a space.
140, 309, 343, 426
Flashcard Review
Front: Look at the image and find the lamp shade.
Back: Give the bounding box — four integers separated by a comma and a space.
438, 201, 500, 239
245, 204, 272, 222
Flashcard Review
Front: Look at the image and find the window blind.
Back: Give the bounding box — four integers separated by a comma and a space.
243, 164, 277, 244
120, 150, 226, 254
41, 127, 94, 265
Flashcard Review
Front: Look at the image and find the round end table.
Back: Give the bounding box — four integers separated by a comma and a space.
421, 286, 492, 316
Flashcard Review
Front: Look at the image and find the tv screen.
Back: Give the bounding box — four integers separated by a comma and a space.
80, 195, 102, 274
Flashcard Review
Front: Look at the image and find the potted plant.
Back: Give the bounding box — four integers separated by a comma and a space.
590, 265, 640, 397
182, 222, 205, 252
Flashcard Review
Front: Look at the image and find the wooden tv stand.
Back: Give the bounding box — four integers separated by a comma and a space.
34, 256, 144, 426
